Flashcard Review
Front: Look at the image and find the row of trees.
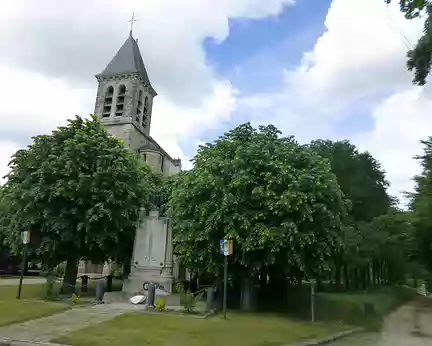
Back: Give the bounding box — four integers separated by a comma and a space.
0, 115, 430, 301
169, 124, 424, 307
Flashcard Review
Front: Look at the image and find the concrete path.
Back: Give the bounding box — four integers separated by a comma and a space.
0, 278, 47, 286
328, 299, 432, 346
0, 303, 141, 343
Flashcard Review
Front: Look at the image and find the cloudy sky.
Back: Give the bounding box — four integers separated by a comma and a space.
0, 0, 429, 203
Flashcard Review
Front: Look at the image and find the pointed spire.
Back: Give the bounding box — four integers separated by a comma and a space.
96, 35, 156, 96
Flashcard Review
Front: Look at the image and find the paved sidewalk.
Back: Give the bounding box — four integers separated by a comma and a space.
328, 299, 432, 346
0, 303, 140, 343
0, 278, 47, 286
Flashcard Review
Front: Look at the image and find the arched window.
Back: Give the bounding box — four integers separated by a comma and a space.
102, 86, 114, 117
142, 96, 149, 127
115, 85, 126, 116
136, 90, 143, 122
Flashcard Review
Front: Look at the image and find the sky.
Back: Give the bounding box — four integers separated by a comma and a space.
0, 0, 429, 204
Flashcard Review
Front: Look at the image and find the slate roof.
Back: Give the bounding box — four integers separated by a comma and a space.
97, 33, 154, 91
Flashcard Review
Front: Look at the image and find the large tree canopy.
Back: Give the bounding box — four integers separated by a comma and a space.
171, 123, 348, 281
309, 140, 392, 223
0, 115, 153, 291
387, 0, 432, 85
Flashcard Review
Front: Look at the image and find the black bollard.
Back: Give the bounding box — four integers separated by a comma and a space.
95, 279, 105, 304
147, 283, 156, 307
106, 275, 113, 292
81, 275, 88, 293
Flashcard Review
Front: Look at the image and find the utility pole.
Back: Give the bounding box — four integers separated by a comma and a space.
223, 255, 228, 320
17, 231, 30, 299
220, 239, 233, 320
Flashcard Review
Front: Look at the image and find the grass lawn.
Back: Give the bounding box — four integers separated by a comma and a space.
0, 300, 68, 327
315, 286, 416, 330
54, 312, 347, 346
0, 284, 69, 327
0, 283, 48, 300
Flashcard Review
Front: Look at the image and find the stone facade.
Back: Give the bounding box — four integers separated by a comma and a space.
94, 74, 181, 177
122, 209, 175, 294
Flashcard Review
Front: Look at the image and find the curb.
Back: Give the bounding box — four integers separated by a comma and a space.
285, 327, 364, 346
0, 338, 67, 346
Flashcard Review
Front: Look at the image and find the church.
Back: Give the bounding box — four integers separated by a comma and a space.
78, 30, 182, 293
94, 31, 182, 176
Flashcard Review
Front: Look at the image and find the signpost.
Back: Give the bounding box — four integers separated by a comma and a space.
220, 239, 233, 320
17, 231, 30, 300
310, 280, 316, 322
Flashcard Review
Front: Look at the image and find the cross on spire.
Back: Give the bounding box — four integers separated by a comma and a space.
128, 12, 137, 36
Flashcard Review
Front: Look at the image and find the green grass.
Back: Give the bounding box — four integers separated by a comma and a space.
0, 300, 68, 327
315, 286, 417, 330
0, 284, 69, 327
54, 312, 348, 346
0, 283, 48, 300
282, 284, 417, 331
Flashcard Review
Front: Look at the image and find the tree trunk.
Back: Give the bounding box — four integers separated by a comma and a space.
123, 263, 131, 278
61, 258, 79, 294
343, 264, 349, 291
259, 271, 267, 288
240, 277, 255, 312
335, 265, 341, 291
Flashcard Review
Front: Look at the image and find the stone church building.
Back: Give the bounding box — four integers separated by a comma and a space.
78, 31, 182, 293
94, 32, 181, 175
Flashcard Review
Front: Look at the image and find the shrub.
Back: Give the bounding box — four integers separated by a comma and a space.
156, 298, 166, 312
71, 293, 80, 306
45, 276, 59, 300
40, 267, 59, 300
175, 281, 203, 313
55, 262, 66, 278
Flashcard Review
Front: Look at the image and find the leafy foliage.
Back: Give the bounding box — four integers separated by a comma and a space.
386, 0, 432, 85
155, 297, 166, 312
309, 140, 392, 223
171, 123, 348, 280
0, 115, 153, 289
410, 138, 432, 272
176, 282, 203, 313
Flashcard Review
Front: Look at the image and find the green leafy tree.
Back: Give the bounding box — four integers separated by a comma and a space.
309, 140, 392, 223
170, 123, 348, 287
411, 138, 432, 273
0, 115, 153, 292
309, 140, 393, 290
386, 0, 432, 85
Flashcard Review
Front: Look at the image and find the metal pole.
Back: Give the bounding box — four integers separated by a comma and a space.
311, 282, 315, 322
17, 243, 28, 299
223, 255, 228, 320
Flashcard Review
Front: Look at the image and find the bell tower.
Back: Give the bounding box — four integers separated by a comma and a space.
94, 31, 157, 146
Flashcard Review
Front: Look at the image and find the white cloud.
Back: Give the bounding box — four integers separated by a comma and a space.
0, 0, 293, 177
235, 0, 429, 202
0, 141, 20, 185
354, 87, 432, 201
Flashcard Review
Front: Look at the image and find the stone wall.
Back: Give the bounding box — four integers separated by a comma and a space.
94, 75, 153, 137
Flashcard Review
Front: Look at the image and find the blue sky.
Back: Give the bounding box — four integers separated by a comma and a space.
0, 0, 428, 200
181, 0, 341, 155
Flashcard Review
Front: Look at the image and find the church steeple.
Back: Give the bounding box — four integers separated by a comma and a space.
96, 34, 156, 96
94, 33, 156, 138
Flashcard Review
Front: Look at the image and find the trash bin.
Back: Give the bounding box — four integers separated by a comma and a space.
206, 287, 215, 312
81, 275, 88, 293
95, 279, 105, 304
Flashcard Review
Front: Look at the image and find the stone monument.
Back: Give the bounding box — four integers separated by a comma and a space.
122, 207, 175, 294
